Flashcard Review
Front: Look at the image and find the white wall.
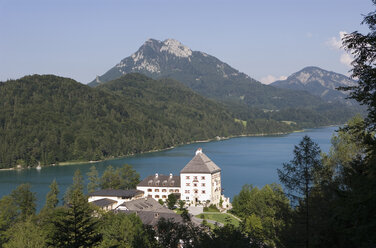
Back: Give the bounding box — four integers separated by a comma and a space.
180, 173, 213, 204
136, 186, 180, 201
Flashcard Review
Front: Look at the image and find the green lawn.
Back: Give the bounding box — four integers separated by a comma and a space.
196, 213, 240, 227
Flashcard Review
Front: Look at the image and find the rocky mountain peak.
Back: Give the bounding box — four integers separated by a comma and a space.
160, 38, 192, 57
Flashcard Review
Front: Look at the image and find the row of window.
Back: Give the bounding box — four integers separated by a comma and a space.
186, 183, 205, 187
184, 189, 206, 194
147, 188, 179, 193
186, 176, 205, 180
148, 181, 175, 186
151, 195, 167, 199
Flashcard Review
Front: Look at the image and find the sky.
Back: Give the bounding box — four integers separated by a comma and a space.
0, 0, 374, 84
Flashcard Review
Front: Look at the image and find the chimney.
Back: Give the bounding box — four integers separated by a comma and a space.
169, 173, 173, 178
155, 173, 158, 178
195, 148, 202, 155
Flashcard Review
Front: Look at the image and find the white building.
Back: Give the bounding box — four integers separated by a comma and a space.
137, 148, 229, 207
88, 189, 144, 210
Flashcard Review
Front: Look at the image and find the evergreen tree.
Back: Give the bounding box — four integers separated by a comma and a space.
10, 184, 36, 219
48, 171, 101, 247
87, 166, 100, 193
0, 196, 18, 246
44, 179, 59, 209
277, 136, 323, 248
118, 164, 140, 189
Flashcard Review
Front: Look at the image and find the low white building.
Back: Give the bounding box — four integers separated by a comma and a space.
137, 148, 230, 207
88, 189, 144, 210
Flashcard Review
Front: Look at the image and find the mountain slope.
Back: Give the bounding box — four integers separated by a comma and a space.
89, 39, 327, 110
0, 74, 244, 168
271, 66, 357, 104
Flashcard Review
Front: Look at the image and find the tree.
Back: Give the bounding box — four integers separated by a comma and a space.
166, 193, 178, 210
232, 184, 291, 247
87, 166, 100, 193
277, 135, 322, 248
44, 179, 59, 209
4, 217, 47, 248
100, 165, 120, 189
10, 184, 36, 219
0, 196, 18, 246
98, 212, 154, 248
48, 171, 102, 248
178, 200, 185, 211
118, 164, 140, 189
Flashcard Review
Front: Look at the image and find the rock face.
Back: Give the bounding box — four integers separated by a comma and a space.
271, 66, 357, 104
89, 39, 326, 110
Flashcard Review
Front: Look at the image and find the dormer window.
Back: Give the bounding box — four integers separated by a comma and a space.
162, 180, 167, 186
170, 180, 175, 186
155, 180, 160, 186
148, 180, 153, 186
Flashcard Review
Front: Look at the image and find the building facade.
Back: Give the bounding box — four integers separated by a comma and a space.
137, 148, 226, 206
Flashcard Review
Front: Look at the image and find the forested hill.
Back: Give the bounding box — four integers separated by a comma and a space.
0, 74, 241, 168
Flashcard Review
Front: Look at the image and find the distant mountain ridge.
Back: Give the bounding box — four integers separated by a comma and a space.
271, 66, 357, 104
89, 39, 329, 110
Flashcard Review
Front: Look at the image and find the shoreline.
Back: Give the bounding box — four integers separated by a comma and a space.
0, 126, 340, 171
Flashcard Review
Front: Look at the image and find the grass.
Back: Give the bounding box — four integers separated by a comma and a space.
174, 209, 184, 214
203, 205, 220, 212
234, 118, 247, 128
196, 213, 240, 227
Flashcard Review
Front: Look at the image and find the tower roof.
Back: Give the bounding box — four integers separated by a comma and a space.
180, 148, 221, 174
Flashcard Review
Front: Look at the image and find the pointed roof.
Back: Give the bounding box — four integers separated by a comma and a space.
180, 148, 221, 174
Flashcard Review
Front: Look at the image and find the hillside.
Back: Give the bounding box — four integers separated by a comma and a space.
271, 66, 357, 104
89, 39, 327, 110
0, 74, 295, 169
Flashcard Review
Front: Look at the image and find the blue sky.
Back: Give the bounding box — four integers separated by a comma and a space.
0, 0, 374, 84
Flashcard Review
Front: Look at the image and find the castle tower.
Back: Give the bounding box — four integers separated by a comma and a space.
180, 148, 222, 205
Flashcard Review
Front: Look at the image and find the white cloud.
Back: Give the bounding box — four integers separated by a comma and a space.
326, 31, 347, 49
260, 75, 287, 85
326, 31, 353, 67
340, 53, 353, 67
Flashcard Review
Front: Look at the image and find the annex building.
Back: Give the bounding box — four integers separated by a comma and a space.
137, 148, 230, 207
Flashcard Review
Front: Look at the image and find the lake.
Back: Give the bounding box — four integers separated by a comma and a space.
0, 126, 338, 210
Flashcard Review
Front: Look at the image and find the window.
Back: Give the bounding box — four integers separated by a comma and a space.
155, 189, 159, 192
194, 189, 198, 194
202, 190, 206, 194
194, 176, 198, 180
193, 183, 197, 187
186, 197, 189, 200
170, 182, 174, 186
147, 189, 152, 192
162, 180, 167, 186
201, 176, 205, 180
169, 189, 174, 192
186, 183, 190, 186
185, 190, 190, 193
155, 195, 160, 198
202, 183, 205, 187
186, 176, 190, 179
162, 189, 167, 192
175, 189, 179, 193
162, 195, 167, 198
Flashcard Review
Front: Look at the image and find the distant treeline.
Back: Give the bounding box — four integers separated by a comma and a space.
0, 73, 356, 169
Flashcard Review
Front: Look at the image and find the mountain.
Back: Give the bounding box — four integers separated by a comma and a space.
271, 66, 357, 104
89, 39, 327, 110
0, 74, 296, 169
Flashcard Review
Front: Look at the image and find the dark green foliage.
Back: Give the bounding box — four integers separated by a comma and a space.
48, 171, 101, 248
232, 184, 291, 247
278, 136, 323, 247
87, 166, 100, 193
10, 183, 36, 219
0, 74, 244, 169
98, 211, 154, 248
166, 193, 178, 209
99, 164, 140, 190
3, 217, 47, 248
0, 196, 18, 246
44, 179, 59, 210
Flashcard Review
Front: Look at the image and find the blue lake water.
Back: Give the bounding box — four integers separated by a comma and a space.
0, 126, 338, 210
